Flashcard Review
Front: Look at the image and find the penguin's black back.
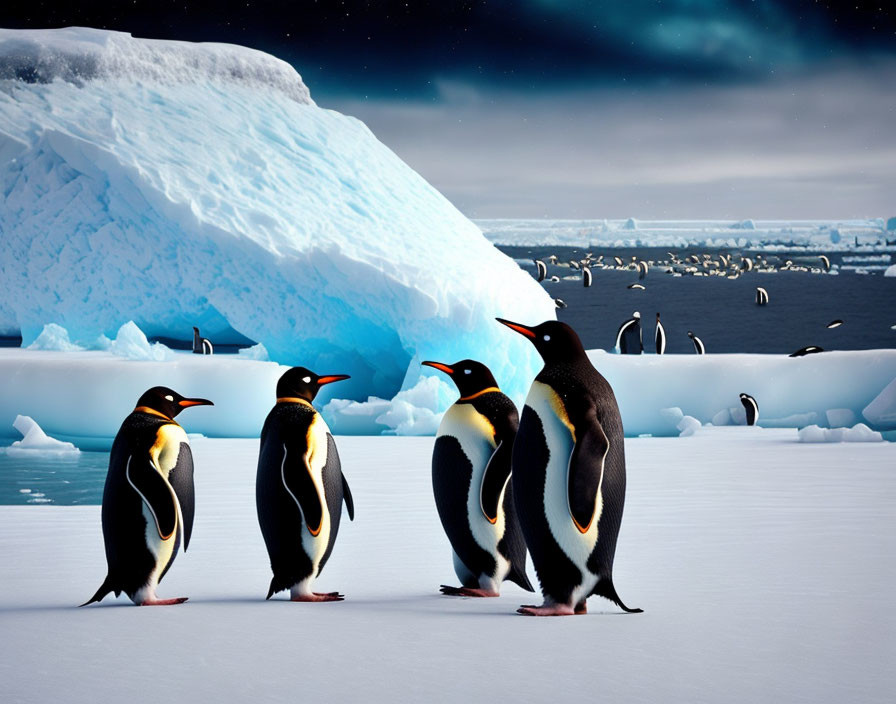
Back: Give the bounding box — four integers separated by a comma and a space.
100, 412, 178, 599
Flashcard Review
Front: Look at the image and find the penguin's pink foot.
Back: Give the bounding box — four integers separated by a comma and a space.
290, 592, 344, 602
517, 602, 577, 616
139, 597, 188, 606
440, 585, 500, 597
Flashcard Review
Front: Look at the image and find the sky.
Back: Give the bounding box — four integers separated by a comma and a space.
2, 1, 895, 219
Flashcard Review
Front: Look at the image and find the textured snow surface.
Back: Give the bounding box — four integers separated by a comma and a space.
1, 432, 895, 703
2, 348, 895, 443
0, 27, 552, 404
477, 218, 891, 249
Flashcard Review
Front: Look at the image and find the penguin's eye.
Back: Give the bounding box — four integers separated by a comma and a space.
543, 335, 551, 341
463, 369, 471, 375
302, 376, 312, 384
164, 395, 174, 402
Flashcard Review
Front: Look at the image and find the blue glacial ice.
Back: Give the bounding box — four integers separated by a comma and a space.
0, 28, 553, 406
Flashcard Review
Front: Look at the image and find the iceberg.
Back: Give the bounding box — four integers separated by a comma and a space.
0, 28, 552, 407
2, 414, 80, 456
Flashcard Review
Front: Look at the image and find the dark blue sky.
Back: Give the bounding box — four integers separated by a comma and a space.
3, 1, 895, 217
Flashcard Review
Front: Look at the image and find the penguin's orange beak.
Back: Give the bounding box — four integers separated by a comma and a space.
316, 375, 350, 386
496, 318, 536, 339
422, 361, 454, 375
179, 398, 214, 408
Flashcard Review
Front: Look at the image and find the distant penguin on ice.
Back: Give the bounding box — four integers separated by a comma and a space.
422, 360, 534, 597
256, 368, 354, 602
534, 260, 547, 282
687, 331, 705, 354
554, 298, 568, 309
638, 261, 648, 279
497, 318, 642, 616
789, 345, 824, 357
582, 266, 592, 287
654, 313, 666, 355
739, 393, 759, 426
627, 283, 646, 290
755, 287, 769, 306
825, 320, 843, 329
192, 327, 213, 355
615, 312, 642, 354
82, 387, 213, 606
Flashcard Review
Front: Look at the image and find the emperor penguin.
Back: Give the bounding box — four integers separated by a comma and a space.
615, 312, 643, 354
256, 367, 354, 602
497, 318, 642, 616
422, 360, 534, 597
192, 326, 213, 355
654, 313, 666, 354
687, 330, 705, 354
739, 393, 759, 426
82, 387, 213, 606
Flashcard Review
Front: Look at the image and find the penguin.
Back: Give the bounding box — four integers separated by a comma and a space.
638, 261, 648, 279
256, 367, 354, 602
534, 259, 547, 282
554, 298, 568, 309
739, 393, 759, 426
741, 257, 754, 272
687, 331, 705, 354
789, 345, 824, 357
422, 360, 534, 597
755, 287, 769, 306
826, 319, 844, 329
582, 266, 592, 287
819, 255, 831, 272
192, 326, 213, 355
627, 283, 646, 290
82, 387, 213, 606
654, 313, 666, 355
497, 318, 641, 616
614, 312, 642, 354
549, 275, 561, 283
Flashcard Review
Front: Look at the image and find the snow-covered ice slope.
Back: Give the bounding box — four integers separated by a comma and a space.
0, 28, 552, 403
477, 218, 892, 249
1, 347, 894, 443
2, 433, 895, 702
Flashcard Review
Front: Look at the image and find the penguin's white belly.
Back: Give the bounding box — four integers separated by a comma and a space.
526, 382, 601, 597
298, 413, 332, 578
437, 404, 510, 581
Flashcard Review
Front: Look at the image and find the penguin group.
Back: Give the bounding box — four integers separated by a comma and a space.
84, 317, 641, 618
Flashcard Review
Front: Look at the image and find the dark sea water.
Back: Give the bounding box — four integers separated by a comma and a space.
0, 450, 109, 506
498, 246, 896, 354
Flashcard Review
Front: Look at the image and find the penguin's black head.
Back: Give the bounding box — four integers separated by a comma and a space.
136, 386, 213, 419
421, 359, 499, 398
276, 367, 350, 402
496, 318, 586, 364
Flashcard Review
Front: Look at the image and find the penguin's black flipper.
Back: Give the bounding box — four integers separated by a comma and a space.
500, 482, 535, 592
166, 442, 195, 551
80, 575, 116, 607
281, 438, 324, 535
341, 473, 354, 521
567, 408, 610, 533
480, 440, 512, 523
126, 455, 178, 541
592, 578, 643, 613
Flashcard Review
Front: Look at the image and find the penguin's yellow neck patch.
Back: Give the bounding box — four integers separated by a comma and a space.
459, 387, 501, 402
277, 397, 314, 409
134, 406, 176, 423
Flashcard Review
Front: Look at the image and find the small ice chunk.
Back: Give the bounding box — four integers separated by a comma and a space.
863, 377, 896, 429
108, 321, 174, 361
237, 343, 270, 361
3, 415, 80, 455
826, 408, 857, 428
677, 415, 701, 437
798, 423, 883, 443
27, 323, 84, 351
712, 408, 732, 426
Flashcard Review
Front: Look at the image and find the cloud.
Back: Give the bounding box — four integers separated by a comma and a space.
326, 61, 896, 218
